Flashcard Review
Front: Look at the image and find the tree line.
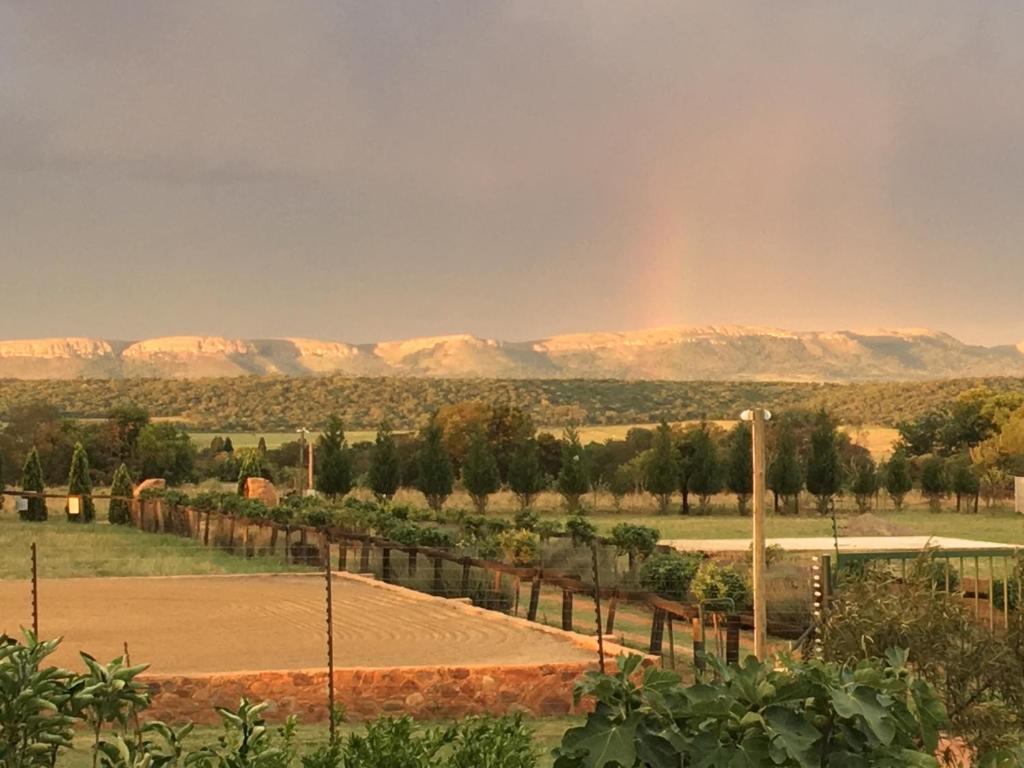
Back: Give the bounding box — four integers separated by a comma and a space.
3, 375, 1024, 430
6, 385, 1024, 519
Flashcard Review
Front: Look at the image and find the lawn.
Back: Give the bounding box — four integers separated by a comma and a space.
0, 514, 313, 581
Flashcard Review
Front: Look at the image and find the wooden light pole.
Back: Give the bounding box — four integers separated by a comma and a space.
741, 408, 770, 660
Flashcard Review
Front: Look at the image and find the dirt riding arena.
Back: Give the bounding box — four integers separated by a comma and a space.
0, 572, 621, 722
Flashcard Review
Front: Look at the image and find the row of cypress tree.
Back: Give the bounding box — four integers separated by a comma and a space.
14, 442, 134, 524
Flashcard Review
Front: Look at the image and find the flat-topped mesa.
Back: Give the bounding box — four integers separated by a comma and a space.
280, 338, 362, 359
121, 336, 254, 358
0, 338, 114, 359
372, 333, 500, 364
532, 325, 799, 353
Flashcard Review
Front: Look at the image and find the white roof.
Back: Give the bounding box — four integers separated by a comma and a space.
661, 536, 1019, 554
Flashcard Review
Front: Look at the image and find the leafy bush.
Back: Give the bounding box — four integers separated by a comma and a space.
822, 553, 1024, 758
417, 527, 455, 549
552, 651, 947, 767
535, 520, 563, 541
609, 524, 660, 571
498, 529, 540, 566
0, 633, 539, 768
690, 560, 752, 611
637, 551, 701, 601
513, 508, 540, 531
565, 515, 597, 546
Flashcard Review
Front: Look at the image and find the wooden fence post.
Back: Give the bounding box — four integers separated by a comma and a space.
432, 557, 443, 594
605, 589, 618, 635
692, 617, 705, 673
338, 540, 348, 570
726, 614, 740, 664
360, 541, 371, 572
204, 512, 211, 546
460, 559, 471, 596
408, 547, 418, 578
527, 570, 542, 621
649, 608, 666, 655
382, 546, 392, 583
561, 589, 574, 631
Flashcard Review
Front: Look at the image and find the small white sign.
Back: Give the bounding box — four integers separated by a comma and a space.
67, 496, 81, 516
1016, 477, 1024, 514
16, 497, 28, 512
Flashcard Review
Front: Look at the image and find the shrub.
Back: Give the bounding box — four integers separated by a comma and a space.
609, 523, 660, 571
417, 528, 455, 549
498, 529, 539, 566
553, 652, 947, 767
512, 508, 540, 531
638, 551, 701, 601
565, 515, 597, 546
690, 559, 752, 611
822, 553, 1024, 757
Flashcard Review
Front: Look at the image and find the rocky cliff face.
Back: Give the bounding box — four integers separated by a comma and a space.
0, 326, 1022, 381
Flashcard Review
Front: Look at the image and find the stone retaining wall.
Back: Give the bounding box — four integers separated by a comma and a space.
144, 661, 597, 724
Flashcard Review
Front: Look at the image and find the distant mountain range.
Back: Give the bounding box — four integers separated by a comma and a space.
1, 326, 1023, 381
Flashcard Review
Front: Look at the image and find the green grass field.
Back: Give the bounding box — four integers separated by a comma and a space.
0, 514, 313, 581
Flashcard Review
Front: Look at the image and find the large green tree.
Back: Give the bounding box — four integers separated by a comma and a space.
136, 424, 196, 485
20, 448, 47, 522
417, 416, 454, 511
462, 428, 501, 513
919, 455, 948, 512
687, 424, 721, 513
108, 463, 134, 525
314, 415, 353, 499
767, 424, 802, 514
724, 422, 753, 515
850, 455, 878, 514
557, 426, 590, 513
805, 410, 843, 515
884, 448, 914, 511
65, 442, 95, 522
485, 402, 534, 482
369, 422, 401, 500
644, 421, 679, 514
508, 437, 545, 510
949, 454, 980, 513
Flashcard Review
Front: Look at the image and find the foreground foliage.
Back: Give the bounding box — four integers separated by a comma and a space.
822, 554, 1024, 761
554, 652, 946, 767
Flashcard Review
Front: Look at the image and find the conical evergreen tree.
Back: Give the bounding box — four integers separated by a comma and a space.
850, 456, 878, 514
66, 442, 96, 522
687, 424, 722, 512
644, 421, 679, 513
418, 416, 454, 511
236, 450, 263, 496
724, 422, 753, 515
557, 426, 590, 513
257, 436, 268, 456
884, 448, 913, 511
767, 424, 802, 514
462, 428, 500, 513
508, 437, 545, 510
222, 436, 235, 453
20, 448, 47, 522
315, 415, 353, 499
805, 410, 842, 515
108, 463, 134, 525
369, 422, 401, 500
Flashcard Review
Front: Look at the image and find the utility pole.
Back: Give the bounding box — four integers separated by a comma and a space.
741, 408, 770, 660
296, 428, 308, 495
307, 440, 315, 495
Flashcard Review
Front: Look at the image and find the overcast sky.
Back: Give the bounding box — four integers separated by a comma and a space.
2, 2, 1023, 345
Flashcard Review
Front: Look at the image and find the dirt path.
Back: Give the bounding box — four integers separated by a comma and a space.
0, 573, 592, 673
